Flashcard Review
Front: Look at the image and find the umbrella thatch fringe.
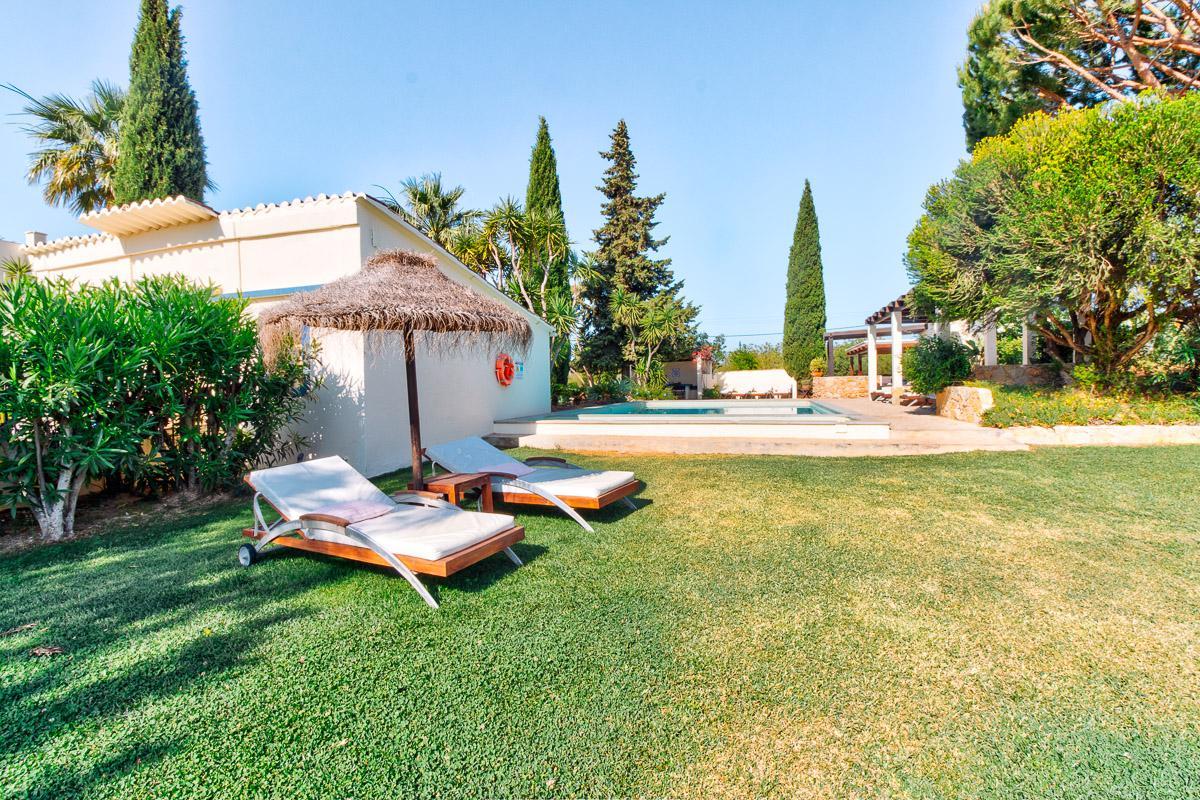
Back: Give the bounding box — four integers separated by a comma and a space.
258, 249, 533, 360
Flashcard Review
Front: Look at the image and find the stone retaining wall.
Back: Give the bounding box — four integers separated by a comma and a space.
936, 385, 994, 424
971, 364, 1060, 387
812, 375, 869, 399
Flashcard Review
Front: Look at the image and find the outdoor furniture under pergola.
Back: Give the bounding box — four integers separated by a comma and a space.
259, 249, 531, 490
843, 339, 918, 377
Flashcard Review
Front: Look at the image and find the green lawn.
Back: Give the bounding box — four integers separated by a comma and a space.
2, 447, 1199, 799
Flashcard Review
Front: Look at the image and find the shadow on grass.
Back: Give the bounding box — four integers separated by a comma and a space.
255, 538, 548, 604
491, 494, 652, 529
0, 502, 333, 791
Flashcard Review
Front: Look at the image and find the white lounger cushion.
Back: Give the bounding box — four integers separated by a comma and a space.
425, 438, 536, 478
249, 456, 393, 520
498, 467, 636, 500
306, 505, 516, 561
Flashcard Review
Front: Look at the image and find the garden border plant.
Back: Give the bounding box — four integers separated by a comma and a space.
0, 274, 315, 541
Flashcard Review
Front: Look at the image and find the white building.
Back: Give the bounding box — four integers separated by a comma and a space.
0, 238, 21, 262
20, 192, 552, 477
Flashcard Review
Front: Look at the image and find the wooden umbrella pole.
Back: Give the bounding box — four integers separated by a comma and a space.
404, 329, 424, 491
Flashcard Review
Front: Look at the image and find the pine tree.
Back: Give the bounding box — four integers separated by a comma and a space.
782, 181, 826, 379
579, 120, 677, 375
525, 117, 572, 383
112, 0, 207, 205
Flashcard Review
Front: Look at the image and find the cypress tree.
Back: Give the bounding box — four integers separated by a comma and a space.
782, 181, 827, 378
525, 117, 572, 383
112, 0, 208, 205
580, 120, 676, 375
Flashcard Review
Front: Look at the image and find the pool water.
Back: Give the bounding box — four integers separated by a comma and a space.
572, 401, 840, 417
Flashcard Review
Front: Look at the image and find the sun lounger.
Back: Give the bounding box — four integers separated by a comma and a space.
241, 456, 524, 609
899, 392, 935, 407
423, 437, 641, 533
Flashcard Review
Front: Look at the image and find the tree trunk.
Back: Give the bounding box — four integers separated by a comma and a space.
31, 465, 78, 542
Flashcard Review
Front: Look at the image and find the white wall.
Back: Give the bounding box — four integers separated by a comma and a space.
664, 359, 714, 390
0, 239, 21, 262
714, 369, 798, 397
355, 329, 548, 477
354, 202, 551, 475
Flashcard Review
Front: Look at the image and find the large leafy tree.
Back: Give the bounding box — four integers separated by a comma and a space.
579, 120, 679, 377
525, 117, 573, 382
961, 1, 1200, 149
376, 173, 479, 249
782, 181, 826, 379
112, 0, 209, 204
4, 81, 125, 214
907, 93, 1200, 377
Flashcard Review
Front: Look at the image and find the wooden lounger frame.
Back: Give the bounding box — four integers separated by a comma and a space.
241, 480, 524, 609
496, 478, 641, 510
241, 523, 525, 578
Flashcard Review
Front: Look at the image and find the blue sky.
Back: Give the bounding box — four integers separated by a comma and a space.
0, 0, 979, 347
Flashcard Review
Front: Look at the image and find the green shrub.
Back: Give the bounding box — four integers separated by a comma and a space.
903, 335, 974, 394
122, 275, 313, 493
996, 334, 1022, 365
808, 357, 825, 376
629, 367, 673, 400
0, 275, 314, 540
1135, 321, 1200, 393
724, 347, 758, 371
584, 375, 631, 403
1, 278, 155, 540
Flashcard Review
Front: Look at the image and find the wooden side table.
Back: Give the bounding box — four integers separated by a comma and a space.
409, 472, 493, 512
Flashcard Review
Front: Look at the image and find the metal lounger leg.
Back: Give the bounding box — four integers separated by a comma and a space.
269, 518, 440, 610
255, 519, 304, 552
620, 497, 637, 510
502, 546, 523, 566
500, 477, 595, 533
338, 524, 440, 609
249, 495, 439, 609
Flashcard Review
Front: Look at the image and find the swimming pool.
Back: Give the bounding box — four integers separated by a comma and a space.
565, 400, 844, 417
493, 399, 890, 444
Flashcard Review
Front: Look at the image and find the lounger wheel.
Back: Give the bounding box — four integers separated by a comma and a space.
238, 543, 258, 567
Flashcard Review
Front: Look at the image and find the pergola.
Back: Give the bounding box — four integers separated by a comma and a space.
824, 290, 1040, 399
822, 293, 929, 399
862, 293, 930, 399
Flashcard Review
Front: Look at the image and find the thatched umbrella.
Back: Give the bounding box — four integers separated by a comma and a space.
260, 249, 532, 489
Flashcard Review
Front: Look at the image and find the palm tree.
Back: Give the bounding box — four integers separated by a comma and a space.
4, 81, 125, 215
375, 173, 479, 249
610, 289, 690, 383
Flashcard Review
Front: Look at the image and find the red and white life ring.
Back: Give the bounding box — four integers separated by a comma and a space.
495, 353, 515, 387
